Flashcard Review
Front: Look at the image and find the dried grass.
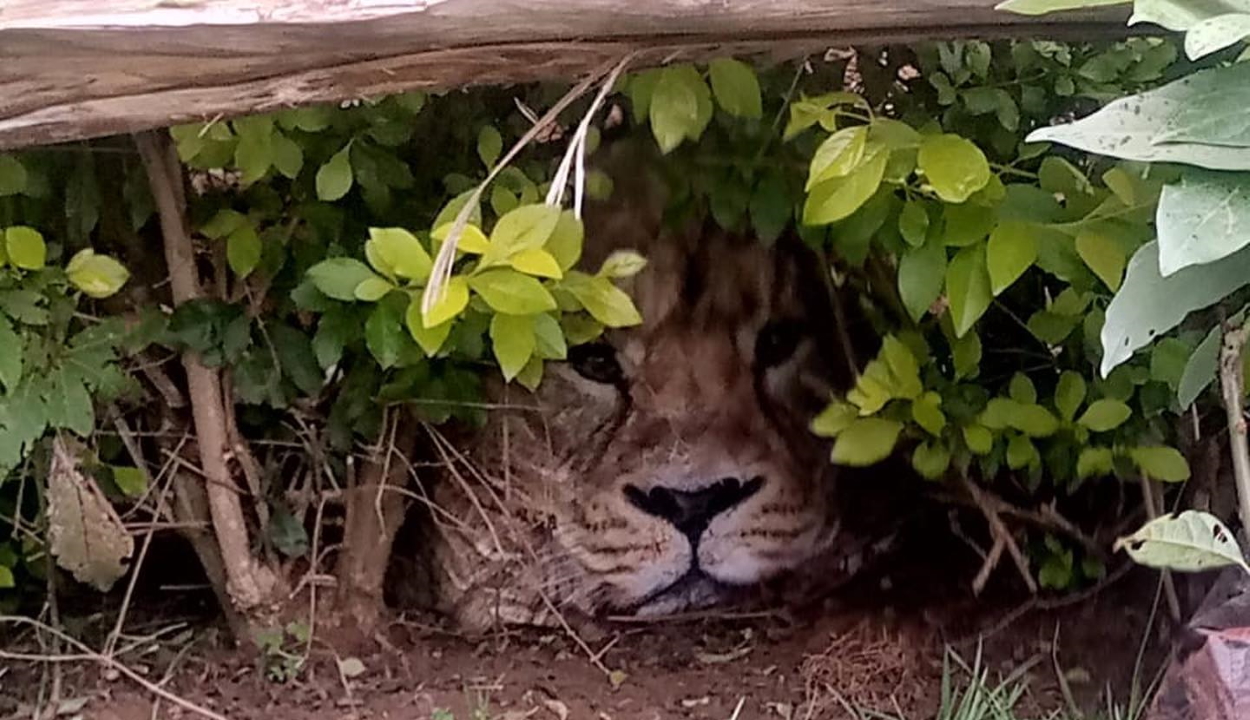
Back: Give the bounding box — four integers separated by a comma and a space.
800, 620, 937, 719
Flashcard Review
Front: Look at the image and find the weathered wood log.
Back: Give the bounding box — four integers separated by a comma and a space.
0, 0, 1131, 150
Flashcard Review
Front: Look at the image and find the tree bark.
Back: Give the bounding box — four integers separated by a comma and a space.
134, 130, 278, 615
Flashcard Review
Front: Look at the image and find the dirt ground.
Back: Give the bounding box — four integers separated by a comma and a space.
1, 528, 1180, 720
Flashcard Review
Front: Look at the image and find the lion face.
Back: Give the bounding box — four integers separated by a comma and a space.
427, 142, 858, 628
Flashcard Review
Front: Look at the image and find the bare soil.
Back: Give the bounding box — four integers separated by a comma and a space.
2, 531, 1180, 720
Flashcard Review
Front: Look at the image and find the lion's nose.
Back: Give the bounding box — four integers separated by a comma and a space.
624, 476, 764, 540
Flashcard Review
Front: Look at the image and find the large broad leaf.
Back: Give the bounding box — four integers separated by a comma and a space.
1185, 13, 1250, 59
1130, 0, 1250, 31
1115, 510, 1249, 574
1157, 169, 1250, 275
1027, 63, 1250, 170
807, 126, 869, 190
46, 438, 134, 592
708, 57, 763, 119
1100, 241, 1250, 376
803, 145, 887, 225
917, 134, 991, 203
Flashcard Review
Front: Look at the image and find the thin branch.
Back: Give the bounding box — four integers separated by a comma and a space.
1219, 321, 1250, 540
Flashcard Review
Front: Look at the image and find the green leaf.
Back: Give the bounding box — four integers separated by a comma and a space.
803, 145, 887, 225
226, 225, 262, 279
1055, 371, 1087, 422
316, 145, 354, 201
547, 211, 584, 273
433, 189, 483, 232
1114, 511, 1248, 574
66, 249, 130, 299
490, 204, 562, 257
1007, 434, 1039, 470
912, 442, 952, 480
882, 336, 924, 399
811, 401, 859, 437
996, 0, 1129, 16
490, 313, 536, 381
898, 239, 946, 323
5, 227, 45, 270
365, 302, 406, 369
807, 126, 869, 190
912, 392, 947, 436
963, 425, 994, 455
559, 272, 642, 328
468, 269, 558, 315
272, 132, 304, 179
312, 308, 355, 369
986, 221, 1037, 295
1009, 373, 1037, 404
1157, 169, 1250, 276
307, 258, 380, 302
510, 248, 563, 279
353, 277, 394, 302
830, 418, 903, 466
708, 58, 762, 119
477, 126, 503, 168
650, 65, 711, 153
423, 276, 470, 328
532, 313, 567, 360
200, 209, 248, 239
1129, 446, 1191, 482
0, 318, 20, 392
1026, 63, 1250, 171
405, 295, 452, 356
945, 244, 993, 337
1012, 403, 1060, 437
918, 134, 991, 203
1100, 241, 1250, 376
0, 154, 27, 196
1077, 447, 1115, 479
899, 202, 930, 249
1075, 230, 1126, 291
44, 368, 94, 436
271, 323, 324, 396
1178, 321, 1222, 407
367, 228, 432, 281
1077, 399, 1132, 432
1150, 337, 1190, 390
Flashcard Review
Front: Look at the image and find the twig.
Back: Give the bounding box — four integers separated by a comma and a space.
959, 474, 1038, 595
1219, 321, 1250, 539
0, 616, 230, 720
1138, 474, 1181, 623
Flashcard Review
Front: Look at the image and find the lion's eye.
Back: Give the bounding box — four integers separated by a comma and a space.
756, 320, 802, 369
569, 342, 625, 385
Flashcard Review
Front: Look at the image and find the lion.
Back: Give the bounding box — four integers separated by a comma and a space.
414, 137, 891, 632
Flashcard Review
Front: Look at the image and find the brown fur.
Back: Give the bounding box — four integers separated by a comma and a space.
423, 140, 863, 631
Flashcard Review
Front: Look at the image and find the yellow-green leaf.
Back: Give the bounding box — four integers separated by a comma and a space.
945, 244, 993, 337
912, 392, 947, 436
1075, 230, 1127, 291
918, 134, 991, 203
1114, 511, 1248, 574
963, 425, 994, 455
354, 277, 394, 302
803, 144, 887, 226
811, 401, 858, 437
432, 223, 491, 255
1007, 434, 1039, 470
423, 276, 470, 328
1078, 399, 1132, 432
477, 125, 503, 168
1077, 447, 1114, 479
912, 442, 952, 480
307, 258, 378, 302
368, 227, 433, 281
807, 126, 869, 190
490, 313, 536, 381
405, 295, 452, 356
66, 249, 130, 299
491, 203, 561, 256
6, 227, 46, 270
830, 418, 903, 466
547, 211, 585, 272
1129, 446, 1191, 482
598, 250, 648, 279
510, 248, 563, 279
469, 269, 558, 315
559, 272, 642, 328
1055, 371, 1087, 422
986, 221, 1037, 295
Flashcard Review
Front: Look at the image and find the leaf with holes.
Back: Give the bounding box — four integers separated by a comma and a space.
1157, 169, 1250, 276
1115, 511, 1249, 574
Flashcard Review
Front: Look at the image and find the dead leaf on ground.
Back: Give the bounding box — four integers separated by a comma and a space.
46, 436, 133, 591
